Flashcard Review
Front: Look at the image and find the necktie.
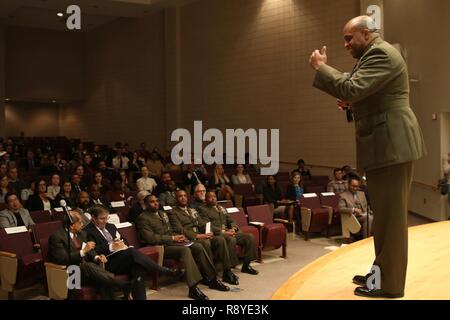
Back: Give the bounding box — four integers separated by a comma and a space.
71, 234, 81, 250
101, 228, 114, 244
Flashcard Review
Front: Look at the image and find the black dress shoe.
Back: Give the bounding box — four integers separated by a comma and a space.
352, 274, 368, 286
208, 278, 230, 291
222, 270, 239, 285
189, 286, 209, 300
241, 264, 259, 275
354, 286, 404, 299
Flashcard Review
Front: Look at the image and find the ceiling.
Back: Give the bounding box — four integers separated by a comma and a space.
0, 0, 197, 32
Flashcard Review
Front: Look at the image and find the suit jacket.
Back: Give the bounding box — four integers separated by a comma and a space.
26, 194, 52, 211
198, 204, 238, 236
47, 227, 97, 265
338, 190, 368, 215
170, 206, 207, 241
135, 210, 175, 246
313, 36, 426, 171
0, 208, 35, 229
83, 222, 127, 256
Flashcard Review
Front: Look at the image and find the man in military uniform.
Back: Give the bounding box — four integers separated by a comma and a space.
170, 190, 240, 285
310, 15, 426, 298
136, 195, 229, 300
199, 191, 259, 275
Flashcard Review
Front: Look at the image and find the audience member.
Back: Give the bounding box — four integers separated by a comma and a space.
0, 192, 35, 229
136, 166, 157, 193
327, 168, 348, 194
47, 174, 61, 201
198, 191, 259, 275
27, 178, 53, 211
211, 164, 234, 200
84, 204, 182, 300
338, 177, 373, 243
231, 164, 254, 187
171, 190, 240, 285
136, 195, 228, 300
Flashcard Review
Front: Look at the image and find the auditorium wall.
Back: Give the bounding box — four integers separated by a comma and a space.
5, 102, 60, 137
59, 13, 167, 150
0, 24, 5, 138
384, 0, 450, 220
175, 0, 359, 168
5, 26, 84, 101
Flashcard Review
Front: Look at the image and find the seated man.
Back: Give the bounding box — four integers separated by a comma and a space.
189, 184, 207, 211
83, 204, 181, 300
338, 177, 373, 243
170, 190, 240, 285
327, 168, 348, 195
136, 195, 230, 300
0, 192, 35, 229
158, 180, 178, 207
76, 191, 93, 226
47, 210, 130, 299
198, 191, 259, 275
128, 190, 149, 224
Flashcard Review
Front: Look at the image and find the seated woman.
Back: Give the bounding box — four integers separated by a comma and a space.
47, 174, 61, 201
231, 164, 254, 188
211, 164, 234, 201
92, 171, 109, 194
54, 180, 77, 208
284, 172, 304, 224
27, 178, 53, 211
262, 175, 287, 219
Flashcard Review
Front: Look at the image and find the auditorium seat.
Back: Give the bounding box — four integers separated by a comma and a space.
233, 184, 261, 208
31, 220, 63, 244
0, 229, 44, 299
246, 205, 287, 261
116, 223, 161, 290
227, 208, 261, 262
300, 193, 330, 240
30, 210, 53, 224
319, 192, 342, 236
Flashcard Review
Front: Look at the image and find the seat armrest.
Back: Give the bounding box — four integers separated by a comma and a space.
44, 262, 69, 300
273, 218, 289, 224
249, 221, 265, 228
0, 251, 17, 259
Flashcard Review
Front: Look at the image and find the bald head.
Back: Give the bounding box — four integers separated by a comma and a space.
343, 15, 380, 59
345, 15, 378, 33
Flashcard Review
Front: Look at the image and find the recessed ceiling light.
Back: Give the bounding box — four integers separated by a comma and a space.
57, 12, 63, 17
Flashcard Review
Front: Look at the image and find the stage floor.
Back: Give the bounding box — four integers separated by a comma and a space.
272, 221, 450, 300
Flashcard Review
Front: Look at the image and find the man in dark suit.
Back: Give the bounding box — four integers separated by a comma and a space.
198, 191, 259, 275
83, 204, 182, 300
47, 210, 130, 299
170, 190, 240, 285
136, 195, 230, 300
310, 15, 426, 298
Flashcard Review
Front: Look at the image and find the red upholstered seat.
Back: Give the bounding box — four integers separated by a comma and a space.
228, 208, 261, 262
246, 205, 287, 261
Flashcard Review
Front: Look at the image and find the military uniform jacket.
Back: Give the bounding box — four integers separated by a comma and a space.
198, 204, 238, 236
313, 36, 426, 171
170, 206, 207, 240
136, 210, 175, 246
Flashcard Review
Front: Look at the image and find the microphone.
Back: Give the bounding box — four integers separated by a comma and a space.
60, 199, 73, 225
